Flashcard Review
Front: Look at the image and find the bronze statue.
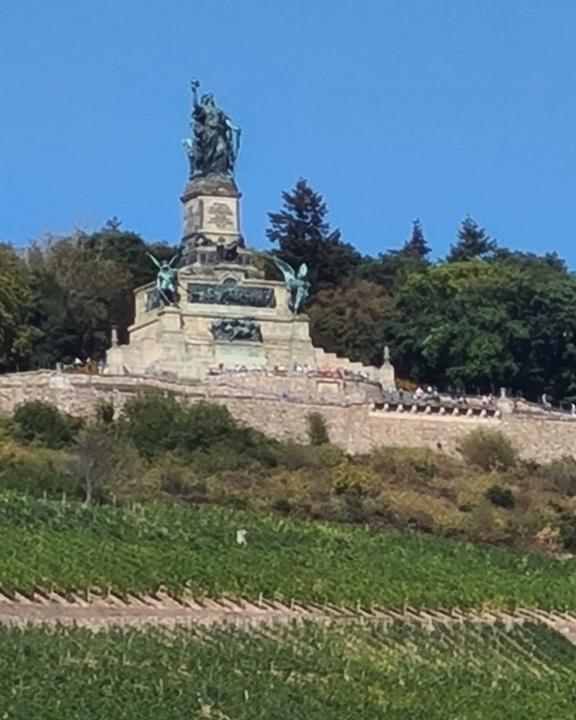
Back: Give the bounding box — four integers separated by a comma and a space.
211, 318, 263, 342
183, 79, 241, 179
147, 251, 180, 305
272, 257, 310, 314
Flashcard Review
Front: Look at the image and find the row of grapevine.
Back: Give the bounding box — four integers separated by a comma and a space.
0, 491, 574, 608
0, 620, 575, 719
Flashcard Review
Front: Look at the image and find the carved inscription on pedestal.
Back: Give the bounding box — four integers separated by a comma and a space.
208, 202, 235, 230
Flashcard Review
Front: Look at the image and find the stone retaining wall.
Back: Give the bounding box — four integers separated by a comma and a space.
0, 371, 574, 462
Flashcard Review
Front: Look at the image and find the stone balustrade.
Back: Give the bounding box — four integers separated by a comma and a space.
372, 401, 501, 420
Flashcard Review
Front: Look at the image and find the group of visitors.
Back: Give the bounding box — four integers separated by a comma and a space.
381, 384, 502, 413
412, 385, 441, 403
207, 362, 374, 383
480, 393, 498, 409
62, 357, 106, 374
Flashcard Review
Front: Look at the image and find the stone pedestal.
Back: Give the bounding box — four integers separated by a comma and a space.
106, 172, 396, 388
214, 341, 267, 367
180, 175, 242, 265
156, 307, 187, 358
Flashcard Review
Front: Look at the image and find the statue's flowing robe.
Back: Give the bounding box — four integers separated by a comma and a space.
193, 104, 234, 176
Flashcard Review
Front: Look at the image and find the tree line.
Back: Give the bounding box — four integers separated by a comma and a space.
267, 180, 576, 402
2, 182, 576, 401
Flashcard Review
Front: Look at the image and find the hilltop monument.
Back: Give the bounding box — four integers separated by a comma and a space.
106, 83, 395, 385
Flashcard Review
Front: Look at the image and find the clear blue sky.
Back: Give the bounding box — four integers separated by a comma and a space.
1, 1, 576, 262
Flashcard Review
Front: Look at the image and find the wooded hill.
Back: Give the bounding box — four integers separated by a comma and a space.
2, 182, 576, 401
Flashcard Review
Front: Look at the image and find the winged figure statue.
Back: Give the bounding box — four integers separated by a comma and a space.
272, 257, 311, 314
147, 250, 181, 305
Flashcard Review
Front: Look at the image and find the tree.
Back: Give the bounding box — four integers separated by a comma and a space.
12, 400, 82, 449
447, 216, 497, 262
266, 179, 361, 289
28, 236, 134, 365
73, 426, 116, 503
0, 244, 40, 370
307, 279, 397, 367
82, 219, 177, 289
391, 258, 576, 399
306, 412, 330, 445
401, 219, 431, 258
357, 221, 431, 294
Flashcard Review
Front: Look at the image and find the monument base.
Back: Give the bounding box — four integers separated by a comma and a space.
106, 175, 395, 388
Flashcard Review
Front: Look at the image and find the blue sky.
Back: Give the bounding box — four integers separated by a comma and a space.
1, 1, 576, 262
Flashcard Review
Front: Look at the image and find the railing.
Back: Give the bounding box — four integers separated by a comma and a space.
371, 401, 501, 419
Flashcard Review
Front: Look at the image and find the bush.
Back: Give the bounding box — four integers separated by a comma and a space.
0, 440, 77, 497
12, 401, 82, 449
306, 412, 330, 446
555, 509, 576, 551
485, 484, 515, 509
120, 392, 278, 468
181, 402, 242, 453
119, 391, 188, 459
458, 430, 517, 472
272, 442, 344, 471
369, 446, 458, 486
142, 455, 206, 501
95, 400, 115, 425
540, 456, 576, 496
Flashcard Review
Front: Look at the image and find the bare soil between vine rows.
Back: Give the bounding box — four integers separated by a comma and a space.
1, 590, 576, 642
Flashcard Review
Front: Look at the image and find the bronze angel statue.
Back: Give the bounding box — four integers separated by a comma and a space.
272, 257, 310, 314
147, 250, 181, 306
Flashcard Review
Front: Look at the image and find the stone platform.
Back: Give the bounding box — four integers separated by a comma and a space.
106, 173, 395, 386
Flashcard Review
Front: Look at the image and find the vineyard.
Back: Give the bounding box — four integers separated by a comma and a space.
1, 620, 576, 719
1, 492, 576, 715
0, 491, 574, 609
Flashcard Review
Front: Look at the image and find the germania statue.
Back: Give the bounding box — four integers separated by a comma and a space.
183, 79, 241, 180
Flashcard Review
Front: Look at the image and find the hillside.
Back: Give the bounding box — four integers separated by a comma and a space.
2, 493, 576, 716
0, 492, 574, 610
2, 620, 576, 719
1, 397, 576, 717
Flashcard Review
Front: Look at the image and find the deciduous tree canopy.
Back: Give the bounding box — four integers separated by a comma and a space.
1, 182, 575, 402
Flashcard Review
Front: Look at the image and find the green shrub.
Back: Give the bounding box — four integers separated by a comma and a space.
369, 446, 458, 485
540, 457, 576, 496
272, 441, 344, 471
120, 392, 278, 468
12, 400, 82, 449
485, 484, 515, 509
306, 412, 330, 446
458, 430, 517, 472
119, 391, 188, 459
141, 455, 207, 501
181, 401, 240, 451
95, 400, 115, 425
0, 440, 77, 497
555, 509, 576, 551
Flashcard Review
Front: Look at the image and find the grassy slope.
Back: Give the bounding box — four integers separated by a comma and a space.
1, 621, 575, 719
1, 493, 575, 608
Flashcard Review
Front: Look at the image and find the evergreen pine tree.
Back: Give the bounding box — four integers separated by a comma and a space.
266, 179, 361, 288
447, 216, 497, 262
401, 218, 431, 258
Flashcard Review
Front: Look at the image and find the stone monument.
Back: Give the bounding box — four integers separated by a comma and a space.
106, 83, 395, 386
